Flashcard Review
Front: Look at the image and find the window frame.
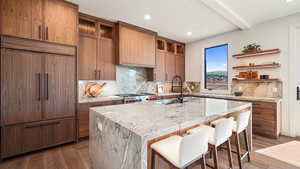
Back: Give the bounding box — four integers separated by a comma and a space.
203, 44, 229, 92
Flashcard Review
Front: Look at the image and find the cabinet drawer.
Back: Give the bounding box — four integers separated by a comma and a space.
1, 118, 75, 158
252, 108, 276, 121
252, 102, 276, 110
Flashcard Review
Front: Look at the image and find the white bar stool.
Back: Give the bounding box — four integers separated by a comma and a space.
187, 117, 234, 169
211, 111, 251, 169
150, 127, 211, 169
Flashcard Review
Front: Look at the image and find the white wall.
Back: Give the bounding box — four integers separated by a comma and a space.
186, 12, 300, 136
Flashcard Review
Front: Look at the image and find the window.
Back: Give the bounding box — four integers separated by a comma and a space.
204, 44, 228, 90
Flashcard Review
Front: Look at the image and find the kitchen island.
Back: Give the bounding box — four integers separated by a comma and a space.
89, 97, 252, 169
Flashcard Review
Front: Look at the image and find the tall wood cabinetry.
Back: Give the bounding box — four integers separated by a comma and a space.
154, 38, 185, 81
0, 37, 76, 158
116, 22, 157, 68
0, 0, 78, 46
78, 14, 116, 80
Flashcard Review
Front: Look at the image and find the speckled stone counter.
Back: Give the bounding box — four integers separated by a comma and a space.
89, 97, 252, 169
193, 93, 281, 103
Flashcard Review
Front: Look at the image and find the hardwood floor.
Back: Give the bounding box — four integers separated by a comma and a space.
0, 135, 299, 169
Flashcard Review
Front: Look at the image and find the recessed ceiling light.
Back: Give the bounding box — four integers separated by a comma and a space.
286, 0, 294, 3
187, 32, 192, 36
144, 14, 151, 20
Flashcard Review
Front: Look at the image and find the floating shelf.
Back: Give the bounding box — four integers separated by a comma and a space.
233, 49, 280, 58
232, 79, 280, 83
232, 63, 280, 70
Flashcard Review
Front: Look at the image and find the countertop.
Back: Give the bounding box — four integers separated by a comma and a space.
192, 93, 281, 103
78, 96, 124, 104
91, 97, 251, 137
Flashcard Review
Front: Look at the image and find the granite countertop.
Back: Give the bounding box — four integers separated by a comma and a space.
192, 93, 281, 103
91, 97, 251, 137
78, 96, 124, 104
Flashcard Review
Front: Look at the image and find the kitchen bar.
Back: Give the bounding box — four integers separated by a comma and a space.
89, 97, 252, 169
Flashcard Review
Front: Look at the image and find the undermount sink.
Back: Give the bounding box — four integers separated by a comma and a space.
156, 99, 178, 105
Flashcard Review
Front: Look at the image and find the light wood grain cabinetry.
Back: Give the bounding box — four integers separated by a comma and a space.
78, 14, 116, 80
116, 22, 157, 67
154, 38, 185, 81
165, 52, 176, 81
155, 51, 166, 81
78, 35, 97, 80
175, 54, 185, 80
0, 0, 78, 45
0, 36, 76, 159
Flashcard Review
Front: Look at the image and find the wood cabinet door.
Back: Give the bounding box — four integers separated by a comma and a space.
78, 35, 97, 80
31, 0, 44, 40
42, 118, 75, 146
155, 51, 166, 81
43, 0, 77, 45
0, 0, 33, 39
44, 54, 76, 120
165, 53, 176, 81
1, 125, 23, 158
1, 49, 43, 125
23, 123, 43, 153
98, 38, 116, 80
175, 55, 185, 80
118, 26, 156, 67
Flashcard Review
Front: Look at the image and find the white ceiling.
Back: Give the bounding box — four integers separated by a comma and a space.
68, 0, 300, 43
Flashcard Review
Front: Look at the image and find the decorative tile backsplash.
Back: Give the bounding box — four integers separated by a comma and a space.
231, 81, 282, 98
78, 65, 281, 103
78, 65, 200, 102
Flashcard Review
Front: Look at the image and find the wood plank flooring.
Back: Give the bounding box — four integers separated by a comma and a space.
0, 135, 299, 169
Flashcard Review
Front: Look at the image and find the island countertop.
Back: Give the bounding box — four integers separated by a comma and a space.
89, 97, 252, 169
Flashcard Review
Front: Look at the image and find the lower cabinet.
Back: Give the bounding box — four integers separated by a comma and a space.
77, 100, 124, 139
1, 118, 75, 158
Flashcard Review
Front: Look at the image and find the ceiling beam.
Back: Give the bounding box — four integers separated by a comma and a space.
200, 0, 251, 29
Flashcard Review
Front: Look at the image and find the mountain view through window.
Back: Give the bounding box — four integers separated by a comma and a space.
204, 44, 228, 90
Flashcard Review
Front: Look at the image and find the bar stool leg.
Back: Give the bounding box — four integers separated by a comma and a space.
226, 139, 233, 169
212, 146, 219, 169
151, 150, 156, 169
235, 133, 243, 169
200, 154, 206, 169
244, 129, 251, 162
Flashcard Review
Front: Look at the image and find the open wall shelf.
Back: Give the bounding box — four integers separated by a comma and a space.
233, 49, 280, 58
232, 79, 281, 83
232, 63, 280, 70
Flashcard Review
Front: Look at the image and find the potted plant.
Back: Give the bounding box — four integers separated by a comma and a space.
242, 43, 261, 53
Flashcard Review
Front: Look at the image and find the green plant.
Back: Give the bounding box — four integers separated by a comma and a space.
242, 43, 262, 53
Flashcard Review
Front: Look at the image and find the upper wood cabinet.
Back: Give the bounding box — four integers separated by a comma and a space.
78, 35, 97, 80
43, 0, 78, 45
78, 14, 116, 80
154, 38, 185, 81
175, 54, 185, 81
116, 22, 157, 68
0, 0, 78, 46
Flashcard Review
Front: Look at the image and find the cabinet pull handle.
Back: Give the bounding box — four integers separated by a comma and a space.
36, 73, 41, 101
46, 27, 49, 40
165, 73, 168, 81
25, 121, 60, 128
297, 87, 300, 100
94, 70, 97, 80
98, 70, 101, 80
45, 73, 49, 100
39, 26, 42, 40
